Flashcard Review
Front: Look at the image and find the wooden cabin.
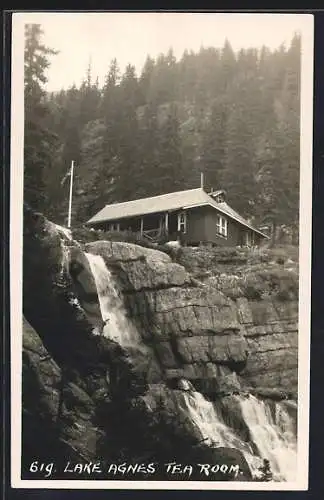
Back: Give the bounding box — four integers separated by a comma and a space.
85, 188, 269, 247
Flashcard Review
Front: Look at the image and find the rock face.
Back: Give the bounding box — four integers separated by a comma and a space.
21, 205, 299, 481
87, 240, 298, 399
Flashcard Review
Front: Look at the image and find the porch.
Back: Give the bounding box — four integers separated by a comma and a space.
106, 210, 187, 243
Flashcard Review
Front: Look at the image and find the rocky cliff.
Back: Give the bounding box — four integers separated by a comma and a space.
21, 205, 298, 482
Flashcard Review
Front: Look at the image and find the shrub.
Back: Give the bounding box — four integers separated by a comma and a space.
241, 274, 264, 300
71, 226, 100, 243
244, 283, 263, 300
72, 226, 158, 249
157, 243, 184, 260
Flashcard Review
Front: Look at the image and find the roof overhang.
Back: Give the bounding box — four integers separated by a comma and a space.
86, 201, 269, 239
86, 207, 179, 226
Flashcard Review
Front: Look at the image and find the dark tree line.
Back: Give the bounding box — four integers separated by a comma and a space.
24, 24, 300, 241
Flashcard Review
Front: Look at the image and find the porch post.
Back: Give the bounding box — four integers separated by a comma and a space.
140, 217, 144, 236
159, 215, 162, 236
165, 212, 169, 235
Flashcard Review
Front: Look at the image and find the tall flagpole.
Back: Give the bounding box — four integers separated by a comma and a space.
200, 172, 204, 189
67, 160, 75, 229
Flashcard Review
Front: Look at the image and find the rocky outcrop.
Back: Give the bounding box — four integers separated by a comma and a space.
21, 205, 298, 481
86, 240, 298, 399
236, 298, 298, 395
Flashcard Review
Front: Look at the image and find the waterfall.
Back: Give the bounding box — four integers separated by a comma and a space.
179, 391, 256, 451
84, 252, 140, 346
54, 223, 72, 240
237, 394, 297, 482
177, 391, 297, 482
84, 251, 297, 482
178, 391, 263, 474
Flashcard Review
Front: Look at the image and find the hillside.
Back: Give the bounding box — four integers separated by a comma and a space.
24, 31, 300, 244
22, 205, 298, 481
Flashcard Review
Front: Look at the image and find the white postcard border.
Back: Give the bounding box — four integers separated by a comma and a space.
10, 11, 314, 491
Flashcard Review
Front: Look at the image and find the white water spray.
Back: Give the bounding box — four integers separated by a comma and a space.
178, 391, 263, 474
237, 394, 297, 481
54, 223, 73, 240
178, 390, 297, 481
84, 251, 297, 482
84, 252, 140, 346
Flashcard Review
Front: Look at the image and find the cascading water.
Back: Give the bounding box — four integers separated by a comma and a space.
54, 223, 73, 240
237, 394, 297, 482
84, 250, 297, 482
179, 391, 245, 450
178, 391, 263, 475
84, 252, 140, 346
178, 391, 297, 482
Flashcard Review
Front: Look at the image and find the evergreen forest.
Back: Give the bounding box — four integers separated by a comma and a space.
24, 23, 301, 242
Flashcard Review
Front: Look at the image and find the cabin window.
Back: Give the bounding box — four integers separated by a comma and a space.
109, 222, 120, 232
216, 215, 228, 238
177, 212, 187, 233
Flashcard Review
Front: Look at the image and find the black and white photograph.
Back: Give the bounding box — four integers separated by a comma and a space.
10, 11, 313, 490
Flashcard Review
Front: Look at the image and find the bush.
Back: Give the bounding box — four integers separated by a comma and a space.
244, 283, 263, 300
235, 266, 299, 302
72, 226, 158, 249
156, 243, 184, 260
254, 245, 298, 265
71, 226, 100, 244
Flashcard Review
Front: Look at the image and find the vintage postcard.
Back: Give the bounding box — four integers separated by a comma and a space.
10, 11, 313, 491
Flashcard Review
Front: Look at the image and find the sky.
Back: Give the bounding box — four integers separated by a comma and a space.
15, 12, 310, 92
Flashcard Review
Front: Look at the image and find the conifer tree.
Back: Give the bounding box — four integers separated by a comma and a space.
24, 23, 58, 212
200, 96, 228, 191
117, 64, 141, 201
139, 56, 155, 105
136, 102, 160, 198
220, 39, 236, 91
79, 60, 101, 126
99, 59, 123, 203
156, 103, 184, 193
222, 103, 258, 218
43, 34, 301, 240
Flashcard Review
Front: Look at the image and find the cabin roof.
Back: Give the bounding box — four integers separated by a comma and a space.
86, 187, 268, 238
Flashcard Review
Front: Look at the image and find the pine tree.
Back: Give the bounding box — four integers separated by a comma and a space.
200, 96, 228, 191
139, 55, 155, 105
178, 49, 198, 102
148, 49, 178, 105
222, 103, 258, 218
256, 34, 300, 241
79, 60, 101, 126
279, 33, 300, 233
24, 23, 58, 212
117, 64, 141, 201
99, 59, 123, 203
220, 39, 236, 92
76, 118, 106, 222
195, 47, 221, 105
156, 103, 184, 193
60, 85, 82, 167
38, 37, 301, 235
137, 102, 160, 197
